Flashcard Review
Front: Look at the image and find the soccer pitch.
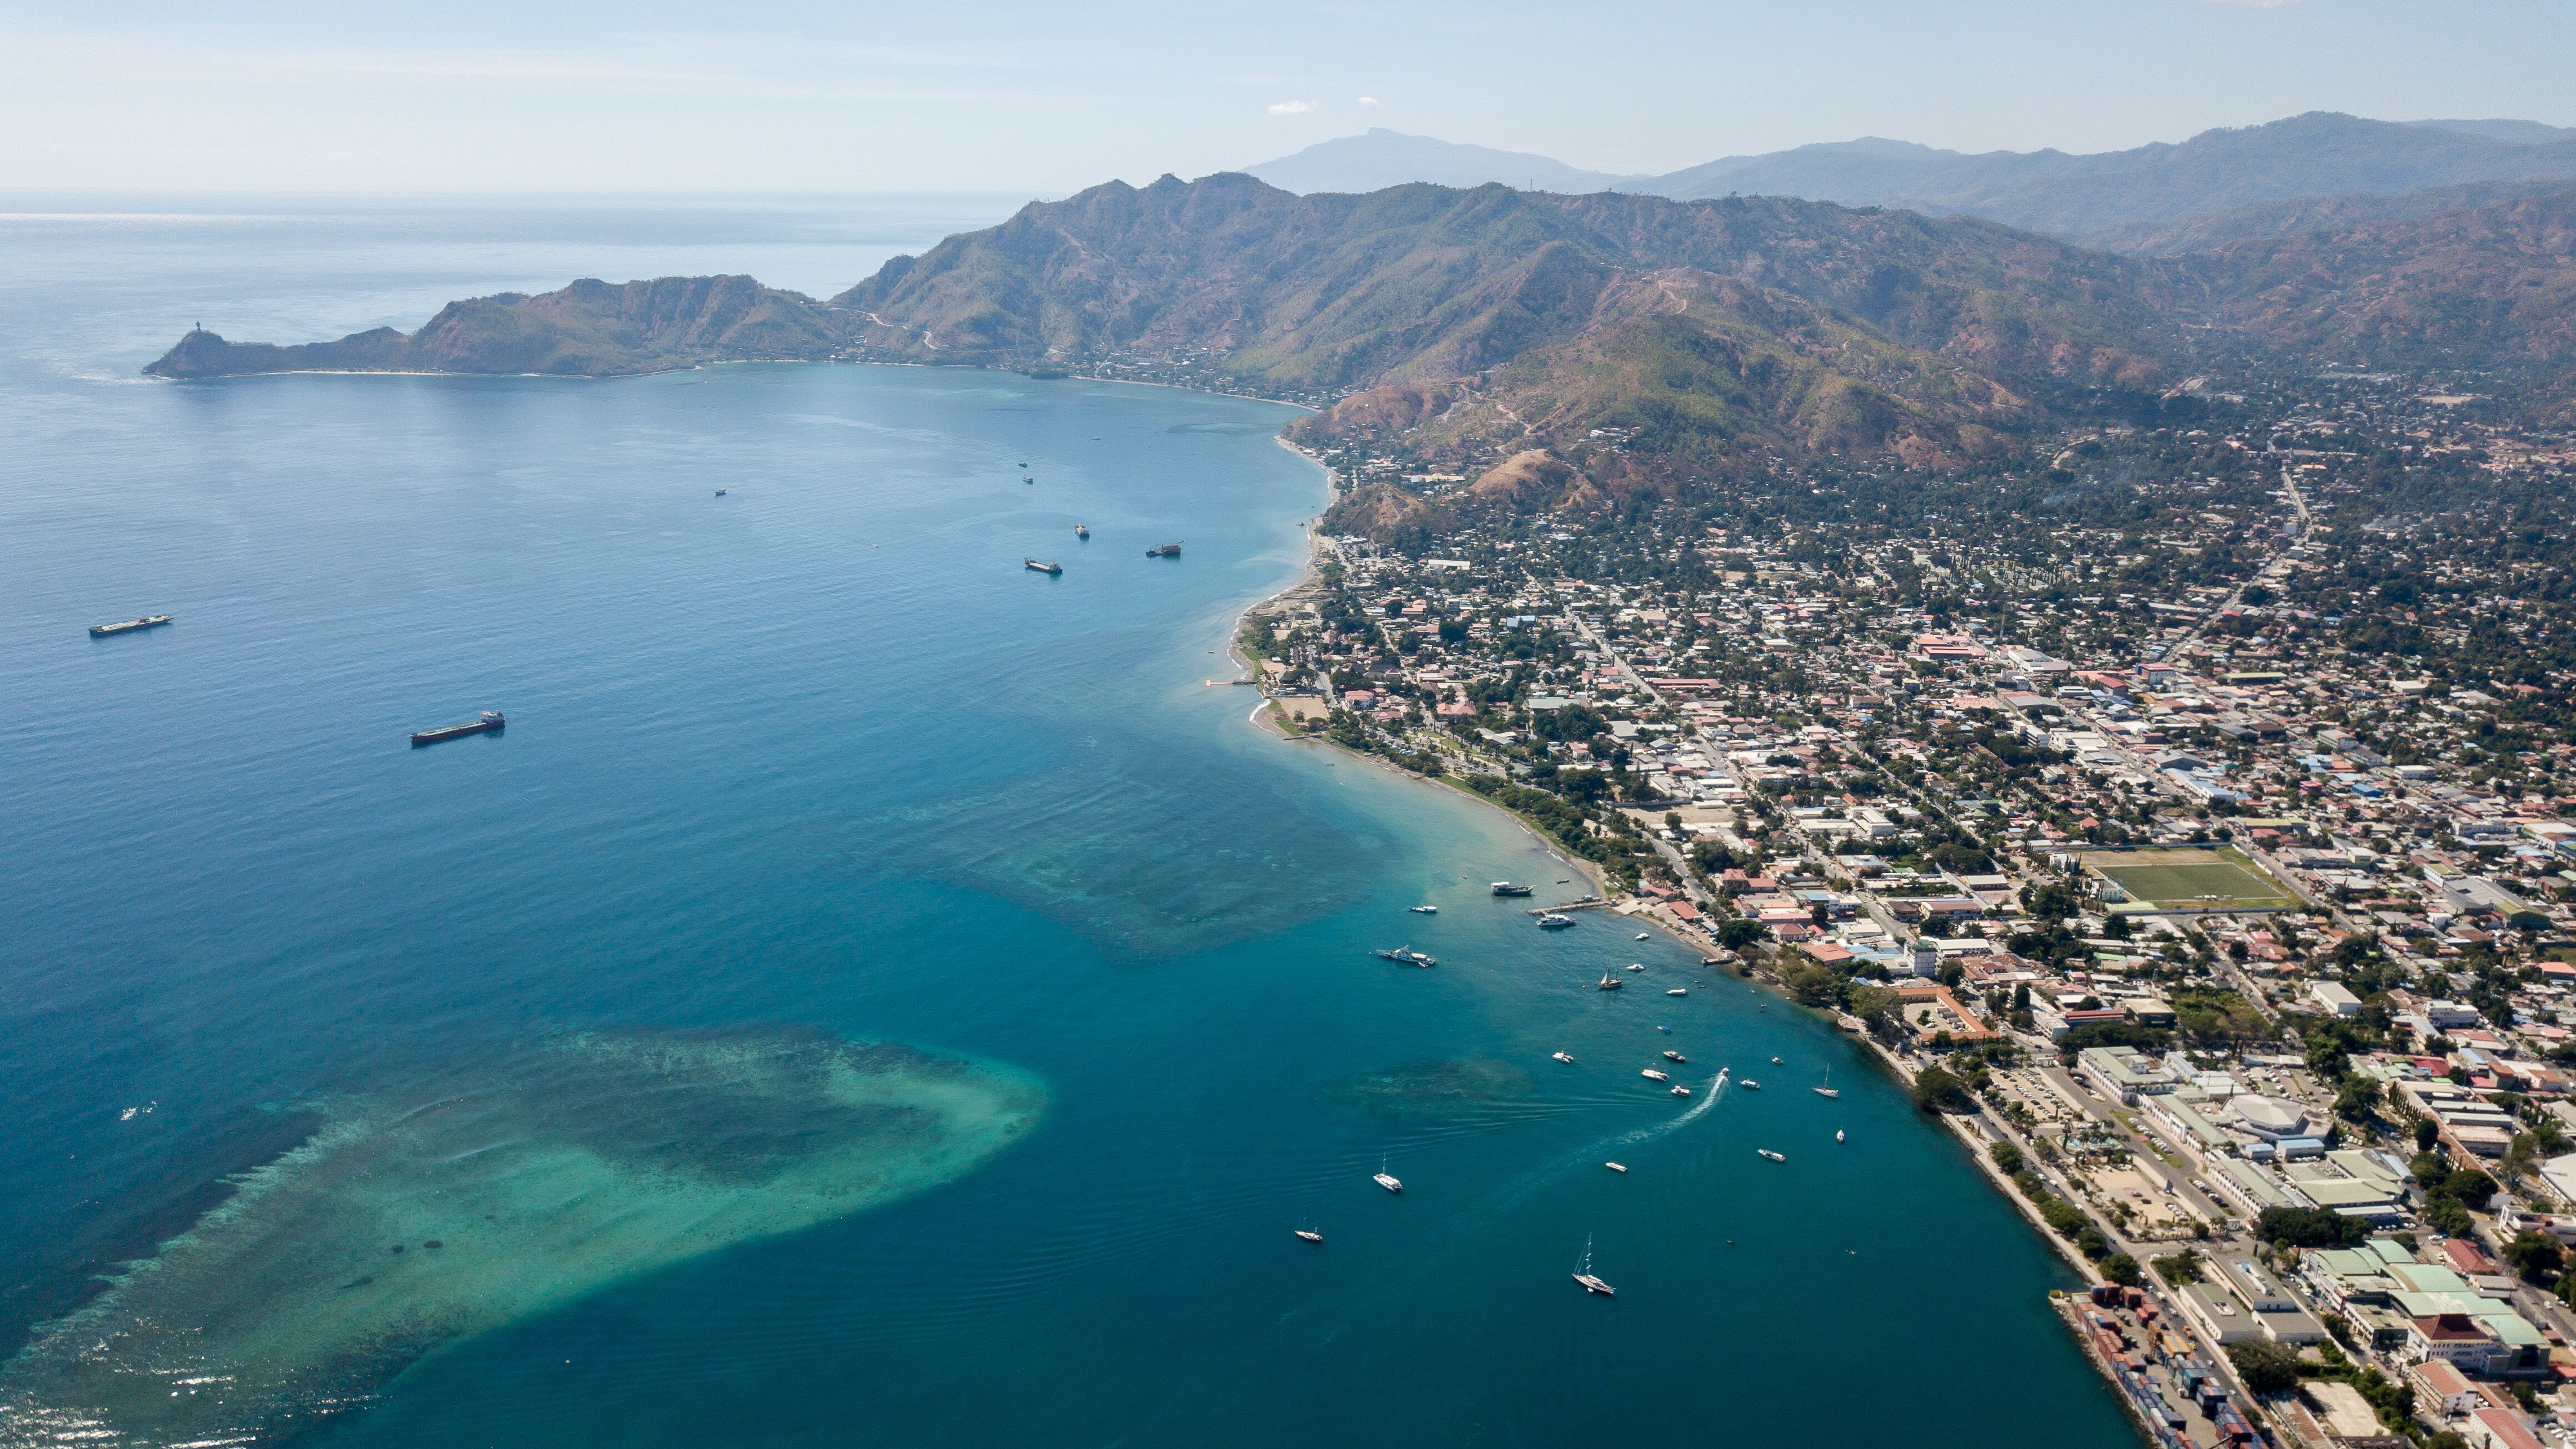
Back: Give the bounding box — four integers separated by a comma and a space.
2087, 848, 2296, 911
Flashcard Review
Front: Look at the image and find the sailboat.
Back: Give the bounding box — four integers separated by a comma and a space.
1572, 1235, 1615, 1296
1294, 1219, 1324, 1244
1836, 1128, 1846, 1144
1814, 1065, 1839, 1100
1596, 970, 1622, 991
1373, 1159, 1402, 1194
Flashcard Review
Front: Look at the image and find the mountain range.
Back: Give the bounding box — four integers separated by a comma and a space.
146, 119, 2576, 488
1248, 114, 2576, 239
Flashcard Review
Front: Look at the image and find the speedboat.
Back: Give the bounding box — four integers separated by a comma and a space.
1538, 913, 1575, 929
1605, 1162, 1627, 1174
1666, 988, 1686, 997
1741, 1080, 1761, 1090
1634, 932, 1649, 941
1640, 1069, 1669, 1083
1627, 963, 1644, 972
1671, 1084, 1690, 1097
1663, 1051, 1685, 1063
1815, 1087, 1839, 1098
1552, 1051, 1575, 1064
1757, 1149, 1785, 1163
1769, 1057, 1782, 1065
1410, 905, 1438, 914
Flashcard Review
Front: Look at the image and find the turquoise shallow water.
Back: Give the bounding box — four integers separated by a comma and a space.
0, 201, 2135, 1446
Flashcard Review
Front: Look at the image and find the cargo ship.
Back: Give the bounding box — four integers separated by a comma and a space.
1025, 557, 1063, 574
90, 615, 172, 637
1489, 881, 1533, 897
1074, 524, 1089, 539
1145, 543, 1180, 558
411, 711, 505, 746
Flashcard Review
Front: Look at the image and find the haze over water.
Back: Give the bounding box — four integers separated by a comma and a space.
0, 199, 2133, 1446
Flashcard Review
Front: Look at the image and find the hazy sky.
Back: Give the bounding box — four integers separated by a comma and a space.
6, 0, 2570, 195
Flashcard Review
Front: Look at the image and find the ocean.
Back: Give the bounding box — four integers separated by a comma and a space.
0, 195, 2136, 1446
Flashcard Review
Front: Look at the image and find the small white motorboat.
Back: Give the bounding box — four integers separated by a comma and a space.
1670, 1084, 1690, 1097
1662, 1051, 1685, 1063
1836, 1129, 1846, 1143
1741, 1080, 1761, 1090
1757, 1149, 1785, 1163
1552, 1050, 1575, 1064
1635, 932, 1649, 941
1666, 988, 1686, 997
1605, 1162, 1627, 1174
1411, 905, 1438, 914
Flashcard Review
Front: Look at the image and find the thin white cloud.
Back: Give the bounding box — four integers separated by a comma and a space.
1356, 96, 1380, 108
1267, 99, 1315, 115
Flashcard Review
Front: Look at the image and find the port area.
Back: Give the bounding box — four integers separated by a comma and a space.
2059, 1287, 2259, 1449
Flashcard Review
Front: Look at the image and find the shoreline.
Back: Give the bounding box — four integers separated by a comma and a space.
1220, 416, 2138, 1437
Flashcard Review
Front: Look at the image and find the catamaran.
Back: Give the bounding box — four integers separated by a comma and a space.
1551, 1050, 1575, 1064
1640, 1069, 1669, 1083
1373, 1160, 1402, 1194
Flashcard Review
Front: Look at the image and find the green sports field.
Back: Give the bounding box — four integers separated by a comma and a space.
2086, 848, 2295, 911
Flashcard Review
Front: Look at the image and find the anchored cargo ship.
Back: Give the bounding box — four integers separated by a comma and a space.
1025, 557, 1063, 574
411, 711, 505, 746
1145, 543, 1180, 557
89, 615, 171, 637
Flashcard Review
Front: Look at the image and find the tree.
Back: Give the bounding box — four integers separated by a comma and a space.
1714, 918, 1767, 951
2506, 1230, 2565, 1283
2227, 1338, 2302, 1395
2445, 1168, 2499, 1210
2255, 1206, 2367, 1249
2417, 1117, 2442, 1152
2100, 1253, 2142, 1288
1913, 1066, 1971, 1114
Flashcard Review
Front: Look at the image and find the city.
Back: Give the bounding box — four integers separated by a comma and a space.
1242, 368, 2576, 1448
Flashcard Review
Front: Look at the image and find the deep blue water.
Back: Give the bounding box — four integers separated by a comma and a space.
0, 199, 2135, 1446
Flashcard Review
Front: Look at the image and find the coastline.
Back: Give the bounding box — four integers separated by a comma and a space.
1223, 415, 2136, 1436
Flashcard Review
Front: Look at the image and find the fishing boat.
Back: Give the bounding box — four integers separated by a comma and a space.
1571, 1235, 1615, 1296
1373, 1161, 1402, 1194
1146, 543, 1181, 558
1074, 523, 1089, 539
1662, 1050, 1685, 1063
1490, 881, 1533, 897
714, 488, 727, 496
1596, 971, 1622, 990
1666, 988, 1687, 997
1604, 1162, 1626, 1173
1640, 1069, 1669, 1083
1756, 1149, 1785, 1163
1410, 905, 1438, 914
1551, 1051, 1575, 1064
1371, 947, 1436, 967
1537, 912, 1575, 929
1024, 557, 1063, 574
88, 614, 171, 637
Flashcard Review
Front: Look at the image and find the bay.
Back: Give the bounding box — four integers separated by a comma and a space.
0, 198, 2135, 1447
